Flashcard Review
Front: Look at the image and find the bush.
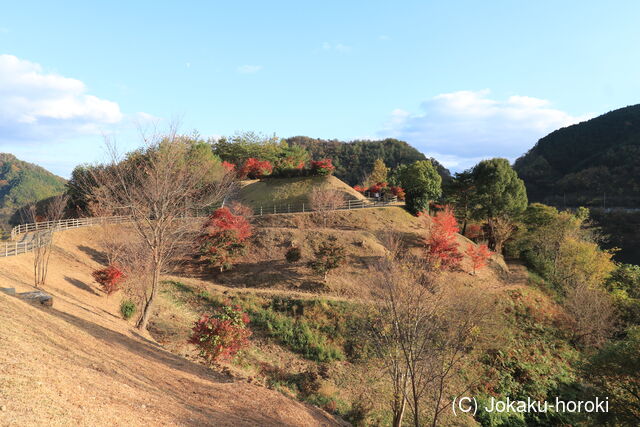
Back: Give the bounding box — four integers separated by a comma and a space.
120, 299, 137, 320
310, 159, 335, 176
238, 158, 273, 179
92, 265, 126, 295
307, 239, 346, 280
189, 304, 252, 363
285, 247, 302, 263
198, 207, 252, 271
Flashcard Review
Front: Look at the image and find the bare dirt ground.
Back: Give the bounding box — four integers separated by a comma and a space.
0, 227, 342, 427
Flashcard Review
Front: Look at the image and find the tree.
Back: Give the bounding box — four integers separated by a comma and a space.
424, 207, 463, 271
310, 159, 335, 176
369, 242, 492, 427
85, 127, 234, 330
564, 283, 616, 348
471, 158, 527, 253
368, 158, 389, 186
445, 170, 475, 235
238, 158, 273, 179
308, 187, 344, 227
21, 194, 68, 288
583, 326, 640, 425
466, 243, 491, 275
307, 238, 346, 281
189, 303, 252, 363
399, 160, 442, 215
198, 207, 252, 271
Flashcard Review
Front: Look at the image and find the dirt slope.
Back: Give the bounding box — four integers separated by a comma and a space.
0, 227, 342, 427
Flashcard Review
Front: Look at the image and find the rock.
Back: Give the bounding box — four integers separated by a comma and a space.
0, 288, 16, 296
17, 291, 53, 307
1, 405, 6, 411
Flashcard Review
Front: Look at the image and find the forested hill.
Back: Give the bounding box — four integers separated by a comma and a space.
514, 104, 640, 207
286, 136, 451, 186
0, 153, 66, 226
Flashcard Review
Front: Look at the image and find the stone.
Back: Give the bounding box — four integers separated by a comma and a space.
17, 291, 53, 307
0, 288, 16, 296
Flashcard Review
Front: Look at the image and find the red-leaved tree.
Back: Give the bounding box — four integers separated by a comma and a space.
239, 158, 273, 179
389, 186, 405, 201
198, 207, 252, 271
353, 185, 367, 193
189, 304, 252, 363
424, 206, 463, 270
221, 161, 236, 172
310, 159, 335, 176
92, 265, 126, 295
465, 243, 492, 275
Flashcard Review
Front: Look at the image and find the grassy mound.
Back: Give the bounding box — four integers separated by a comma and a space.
234, 175, 367, 208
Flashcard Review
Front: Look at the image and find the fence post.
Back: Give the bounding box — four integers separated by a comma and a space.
274, 205, 276, 214
288, 204, 290, 213
348, 199, 351, 209
5, 243, 7, 257
302, 203, 305, 213
260, 206, 263, 216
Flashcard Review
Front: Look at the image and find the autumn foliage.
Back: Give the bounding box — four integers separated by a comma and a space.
465, 243, 492, 275
424, 206, 463, 270
92, 265, 126, 295
310, 159, 335, 176
198, 207, 252, 271
239, 158, 273, 179
189, 304, 252, 363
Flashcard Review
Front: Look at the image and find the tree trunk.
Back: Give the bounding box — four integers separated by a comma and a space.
136, 262, 160, 330
392, 394, 406, 427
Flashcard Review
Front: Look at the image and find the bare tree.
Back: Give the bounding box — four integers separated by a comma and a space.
564, 284, 616, 348
370, 235, 493, 427
20, 195, 69, 288
308, 187, 344, 228
85, 126, 235, 329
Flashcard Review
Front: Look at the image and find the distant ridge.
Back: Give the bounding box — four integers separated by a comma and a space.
0, 153, 66, 228
515, 104, 640, 207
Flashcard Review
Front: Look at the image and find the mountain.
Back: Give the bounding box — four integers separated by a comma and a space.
285, 136, 451, 186
514, 104, 640, 207
0, 153, 66, 227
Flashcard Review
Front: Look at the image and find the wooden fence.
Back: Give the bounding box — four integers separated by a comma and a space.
1, 197, 402, 258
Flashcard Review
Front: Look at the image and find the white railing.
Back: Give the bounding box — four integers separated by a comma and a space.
10, 216, 130, 240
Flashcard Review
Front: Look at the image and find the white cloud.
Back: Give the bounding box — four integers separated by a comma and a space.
379, 90, 592, 171
321, 42, 351, 53
0, 54, 123, 142
237, 64, 263, 74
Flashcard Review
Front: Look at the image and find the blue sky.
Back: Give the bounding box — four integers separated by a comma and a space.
1, 1, 639, 177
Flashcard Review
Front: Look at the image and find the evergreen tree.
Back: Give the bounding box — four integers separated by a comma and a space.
472, 158, 527, 252
399, 160, 442, 215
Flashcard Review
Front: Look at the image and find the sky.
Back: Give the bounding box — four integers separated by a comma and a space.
1, 1, 639, 177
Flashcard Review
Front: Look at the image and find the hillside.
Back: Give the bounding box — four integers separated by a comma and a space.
514, 104, 640, 207
0, 153, 66, 228
233, 175, 367, 209
0, 227, 342, 427
0, 204, 588, 425
285, 137, 451, 186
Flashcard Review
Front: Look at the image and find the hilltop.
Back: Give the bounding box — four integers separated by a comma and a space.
234, 175, 367, 209
285, 137, 451, 186
0, 153, 66, 228
515, 104, 640, 207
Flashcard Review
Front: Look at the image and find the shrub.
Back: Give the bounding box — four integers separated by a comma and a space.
424, 206, 463, 270
389, 185, 405, 200
221, 161, 236, 171
238, 158, 273, 179
310, 159, 335, 176
120, 299, 137, 320
198, 207, 252, 271
189, 304, 252, 363
285, 247, 302, 263
353, 185, 366, 193
92, 265, 126, 295
465, 243, 492, 275
307, 239, 346, 280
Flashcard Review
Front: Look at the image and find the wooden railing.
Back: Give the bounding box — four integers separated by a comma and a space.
2, 198, 403, 258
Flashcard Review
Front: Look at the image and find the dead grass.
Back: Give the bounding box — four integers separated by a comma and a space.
0, 227, 343, 427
